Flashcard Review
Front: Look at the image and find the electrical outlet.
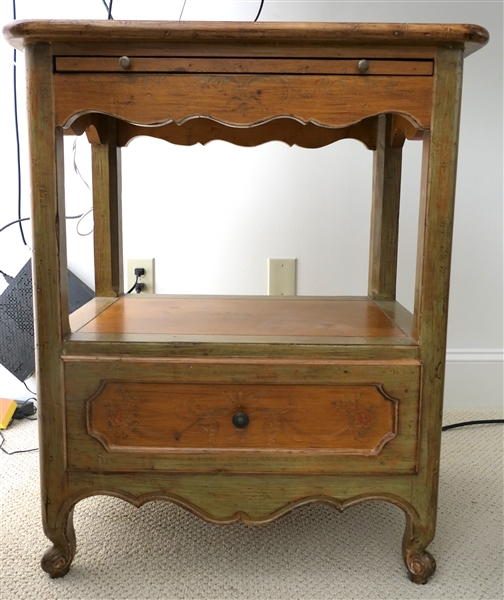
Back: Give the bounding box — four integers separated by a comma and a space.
126, 259, 155, 294
268, 258, 296, 296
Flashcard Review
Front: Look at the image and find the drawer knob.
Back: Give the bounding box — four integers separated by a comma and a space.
232, 412, 249, 429
119, 56, 131, 69
358, 59, 370, 73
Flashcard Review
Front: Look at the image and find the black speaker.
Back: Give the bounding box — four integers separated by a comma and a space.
0, 259, 94, 381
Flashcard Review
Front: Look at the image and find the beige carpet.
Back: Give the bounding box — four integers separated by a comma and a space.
1, 409, 502, 600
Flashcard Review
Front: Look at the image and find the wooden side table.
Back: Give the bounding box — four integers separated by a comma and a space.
3, 20, 489, 583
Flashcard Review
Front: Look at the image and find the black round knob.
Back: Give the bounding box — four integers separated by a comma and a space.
358, 59, 370, 73
232, 412, 249, 429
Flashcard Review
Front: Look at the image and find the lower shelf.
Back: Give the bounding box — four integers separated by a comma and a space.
68, 295, 415, 347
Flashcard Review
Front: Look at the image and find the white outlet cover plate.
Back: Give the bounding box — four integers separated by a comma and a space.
126, 258, 155, 294
268, 258, 297, 296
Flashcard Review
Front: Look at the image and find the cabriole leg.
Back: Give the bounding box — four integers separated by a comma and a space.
402, 511, 436, 584
41, 506, 76, 578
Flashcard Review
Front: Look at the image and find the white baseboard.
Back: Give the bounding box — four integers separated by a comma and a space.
444, 350, 504, 409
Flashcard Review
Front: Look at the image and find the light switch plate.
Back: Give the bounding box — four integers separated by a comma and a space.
268, 258, 296, 296
126, 259, 155, 294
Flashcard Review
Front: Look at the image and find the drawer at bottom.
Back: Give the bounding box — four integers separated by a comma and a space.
64, 358, 421, 474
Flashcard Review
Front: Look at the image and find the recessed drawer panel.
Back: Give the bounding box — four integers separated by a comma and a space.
88, 382, 397, 453
55, 56, 433, 76
64, 358, 421, 474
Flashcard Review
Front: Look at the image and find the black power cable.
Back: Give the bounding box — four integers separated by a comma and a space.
23, 381, 36, 396
126, 274, 139, 294
0, 213, 87, 235
101, 0, 114, 20
0, 269, 14, 284
442, 419, 504, 432
254, 0, 265, 22
0, 430, 38, 455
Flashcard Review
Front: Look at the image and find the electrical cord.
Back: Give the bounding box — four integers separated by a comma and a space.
254, 0, 265, 22
72, 138, 94, 236
179, 0, 187, 20
76, 208, 95, 237
1, 138, 91, 235
178, 0, 263, 22
126, 274, 139, 294
0, 269, 14, 284
23, 381, 36, 396
12, 0, 27, 246
0, 217, 30, 234
2, 413, 501, 457
442, 419, 503, 431
12, 398, 37, 420
0, 429, 38, 455
0, 214, 85, 235
102, 0, 114, 20
0, 393, 38, 455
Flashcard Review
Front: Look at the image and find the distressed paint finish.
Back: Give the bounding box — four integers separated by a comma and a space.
369, 114, 403, 300
91, 117, 123, 297
64, 357, 421, 475
25, 42, 74, 577
407, 47, 465, 583
4, 20, 488, 583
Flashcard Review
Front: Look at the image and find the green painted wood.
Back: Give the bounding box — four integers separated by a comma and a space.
373, 300, 414, 337
369, 114, 403, 300
63, 357, 421, 475
409, 46, 465, 577
7, 21, 484, 584
65, 470, 420, 524
63, 339, 420, 360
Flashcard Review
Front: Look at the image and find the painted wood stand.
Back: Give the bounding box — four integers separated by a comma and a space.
3, 21, 488, 583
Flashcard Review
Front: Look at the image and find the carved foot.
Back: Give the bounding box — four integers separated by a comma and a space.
41, 506, 76, 578
403, 547, 436, 584
401, 507, 436, 584
41, 544, 73, 578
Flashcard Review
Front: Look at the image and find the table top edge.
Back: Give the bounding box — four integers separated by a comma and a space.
3, 20, 489, 55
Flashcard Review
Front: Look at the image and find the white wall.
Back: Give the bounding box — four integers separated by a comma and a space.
0, 1, 502, 408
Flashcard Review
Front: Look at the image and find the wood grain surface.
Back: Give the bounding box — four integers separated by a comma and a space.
55, 57, 434, 76
91, 118, 123, 297
64, 358, 421, 474
114, 116, 381, 150
76, 296, 409, 338
87, 381, 397, 452
4, 21, 489, 57
54, 73, 433, 129
369, 114, 403, 300
5, 18, 486, 582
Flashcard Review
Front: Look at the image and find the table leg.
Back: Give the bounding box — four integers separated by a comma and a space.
368, 113, 402, 301
406, 46, 464, 584
91, 118, 123, 297
25, 42, 76, 577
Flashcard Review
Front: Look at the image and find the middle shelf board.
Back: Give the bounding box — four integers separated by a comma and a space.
68, 295, 415, 345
